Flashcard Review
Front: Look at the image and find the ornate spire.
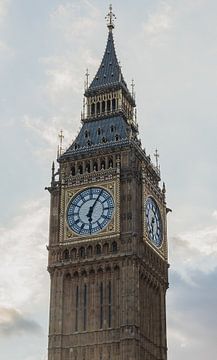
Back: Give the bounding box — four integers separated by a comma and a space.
105, 4, 116, 31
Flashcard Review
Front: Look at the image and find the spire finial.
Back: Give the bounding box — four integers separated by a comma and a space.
154, 149, 160, 169
105, 4, 116, 31
58, 129, 64, 157
131, 79, 135, 99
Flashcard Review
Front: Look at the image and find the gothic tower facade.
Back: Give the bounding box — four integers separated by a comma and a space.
47, 6, 169, 360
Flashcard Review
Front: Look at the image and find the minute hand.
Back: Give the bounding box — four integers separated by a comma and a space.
92, 189, 103, 209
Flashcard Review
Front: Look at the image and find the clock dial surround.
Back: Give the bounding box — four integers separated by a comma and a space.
67, 187, 115, 236
145, 197, 163, 247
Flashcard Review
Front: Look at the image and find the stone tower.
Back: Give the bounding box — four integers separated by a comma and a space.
47, 6, 169, 360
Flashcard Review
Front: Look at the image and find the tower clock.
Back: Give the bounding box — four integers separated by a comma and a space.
47, 5, 169, 360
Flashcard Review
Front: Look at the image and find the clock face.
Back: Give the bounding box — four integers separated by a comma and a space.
67, 187, 115, 236
145, 197, 162, 247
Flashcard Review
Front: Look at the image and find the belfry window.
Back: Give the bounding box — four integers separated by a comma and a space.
102, 101, 105, 113
97, 102, 100, 114
107, 99, 111, 112
91, 103, 95, 115
112, 98, 116, 111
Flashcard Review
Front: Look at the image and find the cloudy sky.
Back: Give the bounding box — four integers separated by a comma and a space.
0, 0, 217, 359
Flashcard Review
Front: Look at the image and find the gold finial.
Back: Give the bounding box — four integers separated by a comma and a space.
58, 129, 64, 157
105, 4, 116, 31
154, 149, 160, 168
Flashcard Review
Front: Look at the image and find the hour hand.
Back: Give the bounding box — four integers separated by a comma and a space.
86, 206, 93, 222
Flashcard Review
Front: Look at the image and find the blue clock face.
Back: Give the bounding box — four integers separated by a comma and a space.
67, 187, 115, 236
145, 197, 162, 247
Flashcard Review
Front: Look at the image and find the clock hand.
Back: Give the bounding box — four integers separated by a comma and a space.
86, 190, 103, 222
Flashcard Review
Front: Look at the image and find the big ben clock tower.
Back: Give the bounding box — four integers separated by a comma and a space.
47, 5, 169, 360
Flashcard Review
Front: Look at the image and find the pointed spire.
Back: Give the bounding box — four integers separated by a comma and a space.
105, 4, 116, 31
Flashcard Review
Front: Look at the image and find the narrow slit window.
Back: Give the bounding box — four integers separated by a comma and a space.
108, 281, 112, 327
75, 285, 79, 331
83, 284, 87, 331
100, 282, 103, 329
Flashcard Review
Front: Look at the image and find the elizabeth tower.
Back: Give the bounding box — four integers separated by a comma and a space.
47, 6, 169, 360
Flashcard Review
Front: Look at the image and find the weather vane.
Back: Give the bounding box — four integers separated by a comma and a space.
105, 4, 116, 31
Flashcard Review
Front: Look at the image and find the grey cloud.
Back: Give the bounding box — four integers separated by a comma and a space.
168, 269, 217, 359
0, 307, 42, 337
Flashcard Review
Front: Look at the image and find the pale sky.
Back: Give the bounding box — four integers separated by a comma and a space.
0, 1, 217, 359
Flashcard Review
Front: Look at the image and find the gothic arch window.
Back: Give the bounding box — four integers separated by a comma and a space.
71, 165, 75, 176
97, 128, 101, 136
112, 241, 117, 253
93, 161, 98, 171
79, 247, 85, 258
101, 160, 105, 170
112, 98, 116, 111
63, 249, 69, 260
91, 103, 95, 115
111, 125, 114, 133
96, 102, 100, 114
115, 134, 119, 141
96, 244, 101, 255
87, 245, 93, 257
85, 162, 90, 173
103, 243, 109, 254
102, 100, 105, 113
107, 99, 111, 112
70, 248, 77, 260
85, 130, 88, 138
109, 158, 113, 168
78, 164, 83, 174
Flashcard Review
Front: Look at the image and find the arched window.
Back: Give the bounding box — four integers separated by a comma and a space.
87, 245, 93, 257
96, 244, 101, 255
102, 101, 105, 113
85, 130, 88, 138
93, 161, 98, 171
97, 128, 101, 136
91, 103, 95, 115
112, 98, 116, 111
101, 160, 105, 170
79, 247, 85, 258
103, 243, 109, 254
112, 241, 117, 253
63, 249, 69, 260
97, 102, 100, 115
85, 162, 90, 173
115, 134, 119, 141
107, 99, 111, 112
70, 248, 77, 260
109, 158, 113, 168
111, 125, 114, 133
71, 166, 75, 176
78, 165, 83, 174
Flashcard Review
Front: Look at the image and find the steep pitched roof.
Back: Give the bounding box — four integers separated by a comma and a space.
85, 30, 129, 95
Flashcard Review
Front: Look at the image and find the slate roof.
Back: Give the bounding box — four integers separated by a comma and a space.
64, 115, 129, 155
85, 30, 130, 96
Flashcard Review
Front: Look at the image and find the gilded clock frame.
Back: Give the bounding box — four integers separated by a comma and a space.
59, 178, 120, 244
